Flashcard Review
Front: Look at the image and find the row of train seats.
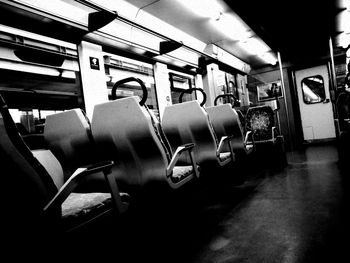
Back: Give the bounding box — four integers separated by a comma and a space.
336, 83, 350, 166
0, 93, 129, 247
180, 89, 287, 170
0, 78, 287, 245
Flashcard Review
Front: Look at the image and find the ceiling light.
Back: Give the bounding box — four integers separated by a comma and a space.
338, 0, 350, 10
337, 9, 350, 33
337, 32, 350, 48
176, 0, 223, 20
238, 37, 270, 56
260, 52, 278, 65
211, 13, 253, 41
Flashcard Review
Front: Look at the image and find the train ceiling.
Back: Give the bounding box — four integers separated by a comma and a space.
123, 0, 277, 67
225, 0, 342, 65
124, 0, 343, 66
0, 0, 346, 69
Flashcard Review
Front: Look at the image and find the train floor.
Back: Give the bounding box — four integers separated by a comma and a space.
24, 142, 349, 262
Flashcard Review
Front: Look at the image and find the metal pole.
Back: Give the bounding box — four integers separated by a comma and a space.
278, 51, 293, 151
329, 37, 340, 136
329, 37, 337, 92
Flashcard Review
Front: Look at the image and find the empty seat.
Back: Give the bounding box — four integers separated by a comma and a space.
335, 86, 350, 165
91, 77, 199, 194
213, 93, 249, 136
208, 93, 255, 160
162, 88, 235, 169
336, 87, 350, 132
206, 104, 255, 160
44, 109, 107, 191
245, 105, 280, 145
245, 105, 287, 169
162, 100, 235, 168
0, 94, 129, 243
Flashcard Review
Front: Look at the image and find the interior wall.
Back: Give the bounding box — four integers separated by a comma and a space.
248, 66, 298, 151
77, 41, 109, 120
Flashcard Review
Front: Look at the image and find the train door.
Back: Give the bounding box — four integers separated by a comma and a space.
294, 65, 336, 141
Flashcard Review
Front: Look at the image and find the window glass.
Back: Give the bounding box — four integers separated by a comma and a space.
104, 53, 159, 118
301, 75, 325, 104
169, 71, 196, 104
0, 26, 82, 134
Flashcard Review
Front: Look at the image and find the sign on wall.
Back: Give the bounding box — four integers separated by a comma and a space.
257, 80, 283, 102
89, 57, 100, 70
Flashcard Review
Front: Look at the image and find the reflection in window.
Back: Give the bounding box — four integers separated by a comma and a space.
301, 75, 325, 104
169, 72, 196, 104
9, 109, 64, 134
0, 27, 82, 135
104, 53, 159, 119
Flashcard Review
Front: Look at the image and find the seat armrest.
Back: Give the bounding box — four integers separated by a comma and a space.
104, 167, 130, 214
272, 126, 277, 140
244, 131, 254, 144
216, 135, 233, 156
166, 143, 199, 178
44, 161, 128, 215
244, 130, 256, 149
217, 135, 235, 163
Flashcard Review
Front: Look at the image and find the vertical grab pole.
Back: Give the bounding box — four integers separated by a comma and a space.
329, 36, 340, 137
329, 37, 337, 93
278, 51, 292, 151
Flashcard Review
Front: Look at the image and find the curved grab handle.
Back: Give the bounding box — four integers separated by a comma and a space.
111, 77, 148, 106
179, 88, 207, 107
214, 93, 238, 107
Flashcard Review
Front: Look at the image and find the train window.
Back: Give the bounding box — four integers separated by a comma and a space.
169, 71, 196, 104
9, 109, 64, 134
0, 26, 82, 134
104, 53, 159, 118
301, 75, 326, 104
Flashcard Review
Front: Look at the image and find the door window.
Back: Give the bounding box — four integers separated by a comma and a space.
301, 75, 326, 104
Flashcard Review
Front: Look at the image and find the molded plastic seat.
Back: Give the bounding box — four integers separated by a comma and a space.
206, 104, 255, 160
44, 109, 107, 191
336, 88, 350, 165
245, 105, 287, 169
91, 96, 199, 193
336, 89, 350, 132
162, 100, 235, 168
245, 105, 281, 144
0, 94, 128, 241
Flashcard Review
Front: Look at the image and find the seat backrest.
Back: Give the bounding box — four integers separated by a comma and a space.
91, 96, 170, 188
206, 104, 244, 152
236, 110, 246, 135
336, 90, 350, 131
44, 109, 97, 181
0, 94, 60, 236
245, 105, 276, 141
162, 100, 218, 165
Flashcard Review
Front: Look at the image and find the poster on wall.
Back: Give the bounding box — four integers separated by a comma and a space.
257, 80, 283, 102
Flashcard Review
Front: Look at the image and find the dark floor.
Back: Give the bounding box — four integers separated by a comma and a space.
66, 143, 349, 262
189, 144, 349, 263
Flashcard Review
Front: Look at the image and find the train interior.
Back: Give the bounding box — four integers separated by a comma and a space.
0, 0, 349, 262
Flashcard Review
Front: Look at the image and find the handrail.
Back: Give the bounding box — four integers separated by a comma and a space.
111, 77, 148, 106
179, 88, 207, 107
